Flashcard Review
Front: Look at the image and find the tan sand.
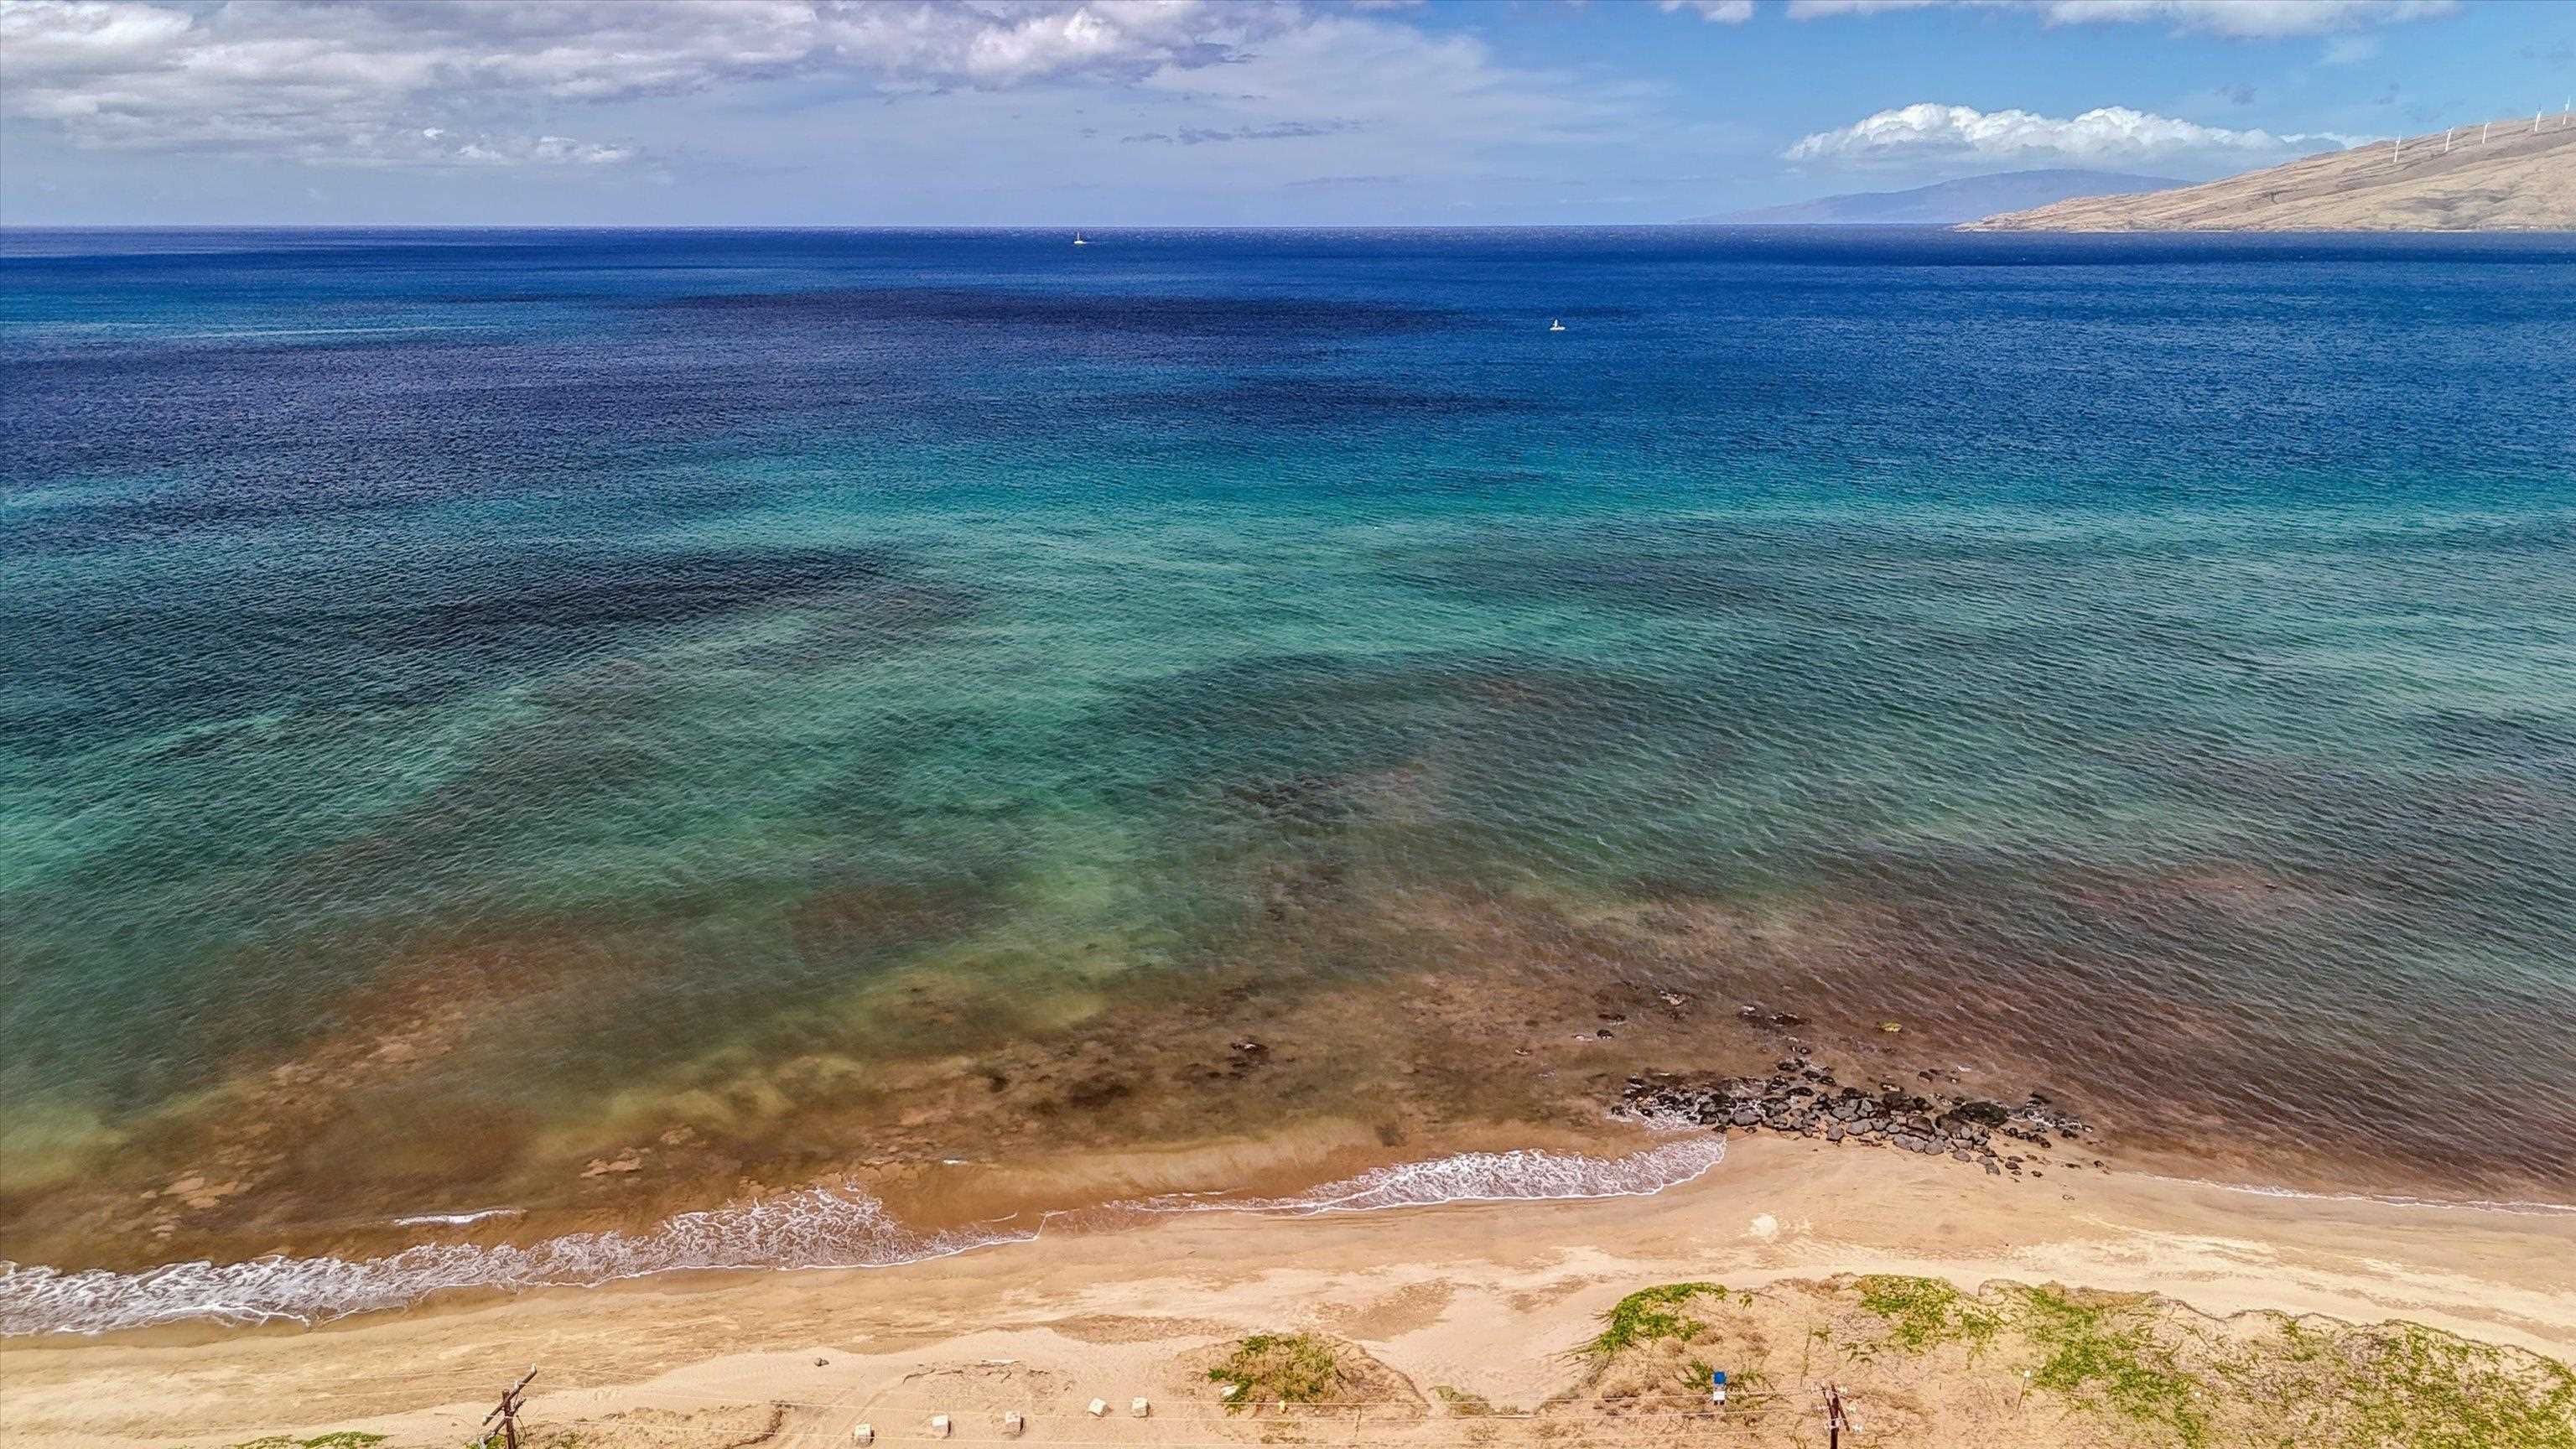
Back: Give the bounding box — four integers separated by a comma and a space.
4, 1135, 2570, 1446
1965, 115, 2576, 231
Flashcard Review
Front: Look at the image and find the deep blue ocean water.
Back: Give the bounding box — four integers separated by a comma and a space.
3, 228, 2573, 1326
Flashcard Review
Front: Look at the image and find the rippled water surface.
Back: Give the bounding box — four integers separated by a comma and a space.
3, 228, 2573, 1328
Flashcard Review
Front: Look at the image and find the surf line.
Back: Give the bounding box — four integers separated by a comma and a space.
2137, 1173, 2576, 1218
0, 1123, 1731, 1337
1113, 1124, 1728, 1219
391, 1207, 525, 1227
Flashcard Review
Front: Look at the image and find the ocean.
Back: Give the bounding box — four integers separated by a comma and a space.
3, 227, 2572, 1334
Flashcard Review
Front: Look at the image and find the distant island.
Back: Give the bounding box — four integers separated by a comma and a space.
1965, 115, 2576, 231
1688, 169, 2185, 226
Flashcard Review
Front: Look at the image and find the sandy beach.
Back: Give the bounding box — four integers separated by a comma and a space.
7, 1134, 2569, 1447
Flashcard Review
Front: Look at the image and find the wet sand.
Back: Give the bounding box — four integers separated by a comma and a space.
3, 1134, 2569, 1446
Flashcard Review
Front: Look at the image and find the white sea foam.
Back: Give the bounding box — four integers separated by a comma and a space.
389, 1207, 522, 1227
0, 1124, 1732, 1337
0, 1186, 1031, 1338
2140, 1174, 2576, 1218
1128, 1120, 1728, 1218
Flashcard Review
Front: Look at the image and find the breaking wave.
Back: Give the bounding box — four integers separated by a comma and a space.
1126, 1120, 1728, 1218
0, 1124, 1728, 1337
0, 1186, 1032, 1338
2140, 1174, 2576, 1218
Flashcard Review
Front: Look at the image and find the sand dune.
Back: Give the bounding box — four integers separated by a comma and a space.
1965, 115, 2576, 231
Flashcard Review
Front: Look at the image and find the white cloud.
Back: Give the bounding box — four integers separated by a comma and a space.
1785, 0, 2458, 38
1784, 1, 1951, 14
1660, 0, 1755, 22
1136, 11, 1631, 152
1785, 101, 2358, 167
2041, 0, 2454, 37
0, 0, 1283, 164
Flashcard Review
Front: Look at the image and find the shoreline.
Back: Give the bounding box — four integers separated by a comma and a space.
4, 1134, 2571, 1446
20, 943, 2576, 1304
9, 1041, 2576, 1341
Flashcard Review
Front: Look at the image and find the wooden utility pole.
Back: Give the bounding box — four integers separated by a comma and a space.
1820, 1382, 1852, 1448
484, 1367, 538, 1449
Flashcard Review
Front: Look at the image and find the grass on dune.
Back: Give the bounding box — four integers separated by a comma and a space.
1581, 1281, 1731, 1358
1208, 1332, 1348, 1410
1841, 1275, 2573, 1449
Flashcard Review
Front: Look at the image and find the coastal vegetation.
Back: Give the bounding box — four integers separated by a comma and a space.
1202, 1332, 1426, 1420
1208, 1332, 1348, 1409
1580, 1281, 1732, 1358
142, 1281, 2568, 1449
1855, 1274, 2002, 1355
1566, 1275, 2573, 1448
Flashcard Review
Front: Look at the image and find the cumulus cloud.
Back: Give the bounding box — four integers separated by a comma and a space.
1785, 102, 2358, 167
0, 0, 1281, 164
1785, 0, 2458, 38
1660, 0, 1755, 22
1136, 12, 1627, 153
2041, 0, 2454, 36
1121, 120, 1357, 144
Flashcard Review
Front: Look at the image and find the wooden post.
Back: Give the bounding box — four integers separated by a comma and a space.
1820, 1382, 1852, 1448
484, 1367, 538, 1449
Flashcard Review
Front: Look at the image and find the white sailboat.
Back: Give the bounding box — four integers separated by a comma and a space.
1549, 318, 1566, 332
1073, 232, 1089, 247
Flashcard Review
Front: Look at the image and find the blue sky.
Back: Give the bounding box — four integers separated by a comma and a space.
2, 0, 2569, 226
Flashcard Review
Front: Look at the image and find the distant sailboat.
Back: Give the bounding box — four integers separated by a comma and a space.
1549, 318, 1566, 332
1073, 232, 1089, 247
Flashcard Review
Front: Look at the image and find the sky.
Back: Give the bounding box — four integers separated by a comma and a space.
2, 0, 2570, 226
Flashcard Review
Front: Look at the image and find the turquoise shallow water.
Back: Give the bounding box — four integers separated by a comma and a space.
3, 229, 2574, 1309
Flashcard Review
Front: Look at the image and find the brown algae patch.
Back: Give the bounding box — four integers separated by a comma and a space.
11, 849, 2560, 1291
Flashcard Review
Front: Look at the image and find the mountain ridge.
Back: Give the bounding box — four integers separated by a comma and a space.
1686, 169, 2185, 226
1963, 117, 2576, 231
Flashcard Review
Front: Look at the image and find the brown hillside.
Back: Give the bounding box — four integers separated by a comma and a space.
1963, 115, 2576, 231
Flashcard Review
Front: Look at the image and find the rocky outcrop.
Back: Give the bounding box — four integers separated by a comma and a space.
1618, 1059, 2098, 1182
